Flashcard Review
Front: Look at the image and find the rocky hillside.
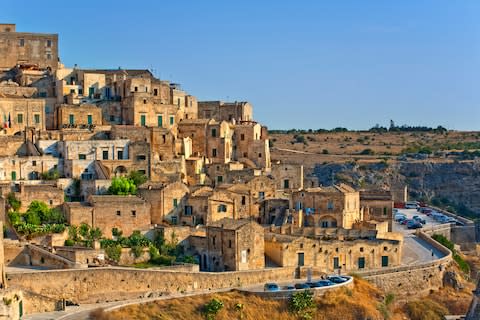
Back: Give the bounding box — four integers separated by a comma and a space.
312, 160, 480, 217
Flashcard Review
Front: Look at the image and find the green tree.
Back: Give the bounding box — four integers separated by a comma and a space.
24, 211, 41, 225
79, 223, 90, 238
128, 171, 148, 186
203, 298, 224, 320
289, 290, 315, 320
26, 201, 51, 223
108, 177, 137, 195
89, 227, 102, 240
6, 193, 21, 212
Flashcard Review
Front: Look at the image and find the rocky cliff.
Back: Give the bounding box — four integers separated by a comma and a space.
313, 159, 480, 217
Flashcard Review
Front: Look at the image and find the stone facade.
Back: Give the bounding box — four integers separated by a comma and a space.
291, 184, 362, 229
265, 231, 402, 273
203, 218, 265, 272
198, 101, 253, 122
55, 104, 102, 129
360, 190, 394, 231
64, 195, 151, 237
0, 24, 58, 71
271, 163, 304, 190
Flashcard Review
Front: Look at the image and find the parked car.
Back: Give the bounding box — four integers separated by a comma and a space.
294, 283, 311, 289
394, 214, 407, 222
282, 285, 295, 291
412, 216, 426, 224
308, 280, 334, 287
264, 283, 280, 292
328, 276, 347, 284
405, 201, 419, 209
401, 219, 412, 225
407, 220, 423, 229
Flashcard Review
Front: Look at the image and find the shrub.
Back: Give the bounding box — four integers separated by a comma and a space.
359, 148, 375, 155
150, 255, 175, 266
128, 170, 147, 187
203, 298, 224, 320
131, 245, 144, 258
432, 234, 470, 274
108, 177, 137, 195
6, 193, 21, 212
105, 245, 122, 263
289, 290, 315, 319
64, 239, 75, 246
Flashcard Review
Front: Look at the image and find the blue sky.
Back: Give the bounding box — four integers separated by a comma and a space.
2, 1, 479, 130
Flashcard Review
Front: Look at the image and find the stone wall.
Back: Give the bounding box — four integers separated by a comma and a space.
6, 266, 296, 314
360, 231, 452, 297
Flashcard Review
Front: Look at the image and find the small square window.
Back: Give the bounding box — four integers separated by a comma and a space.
32, 161, 37, 166
131, 210, 136, 217
116, 210, 121, 216
47, 40, 52, 47
19, 39, 24, 47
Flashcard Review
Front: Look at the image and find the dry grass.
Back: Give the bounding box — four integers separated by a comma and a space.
91, 278, 399, 320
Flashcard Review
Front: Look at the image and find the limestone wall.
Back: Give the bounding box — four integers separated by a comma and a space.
360, 231, 452, 297
6, 266, 296, 313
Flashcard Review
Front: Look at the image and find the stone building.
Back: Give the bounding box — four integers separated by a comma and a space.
64, 195, 151, 237
0, 183, 64, 212
360, 190, 394, 232
137, 181, 189, 225
202, 218, 264, 272
54, 104, 102, 129
264, 229, 402, 273
271, 163, 304, 191
198, 101, 253, 122
291, 184, 362, 229
232, 121, 270, 169
0, 95, 46, 134
0, 23, 58, 71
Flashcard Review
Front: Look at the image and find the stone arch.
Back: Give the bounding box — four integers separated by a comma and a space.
114, 165, 128, 177
319, 215, 338, 228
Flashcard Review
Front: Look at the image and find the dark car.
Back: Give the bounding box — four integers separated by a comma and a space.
308, 280, 334, 287
407, 220, 423, 229
401, 219, 412, 225
294, 283, 311, 289
327, 276, 347, 284
412, 216, 426, 224
264, 283, 280, 292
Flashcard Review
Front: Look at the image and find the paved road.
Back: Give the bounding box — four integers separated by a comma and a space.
393, 208, 448, 264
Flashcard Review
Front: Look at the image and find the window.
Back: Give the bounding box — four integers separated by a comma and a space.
117, 150, 123, 159
173, 199, 178, 208
88, 87, 94, 98
79, 154, 86, 160
217, 176, 223, 183
78, 88, 83, 95
241, 196, 246, 205
212, 148, 217, 157
116, 210, 121, 216
143, 99, 147, 104
258, 192, 265, 199
87, 115, 93, 125
333, 257, 339, 269
169, 116, 174, 125
19, 39, 24, 47
383, 207, 388, 216
47, 40, 52, 47
32, 161, 37, 166
358, 257, 365, 269
171, 216, 177, 225
70, 89, 76, 94
46, 53, 52, 60
177, 98, 181, 106
136, 155, 146, 161
321, 221, 328, 228
131, 210, 136, 217
360, 247, 364, 253
17, 114, 23, 124
258, 153, 262, 158
384, 246, 388, 251
140, 115, 146, 126
283, 179, 289, 189
34, 114, 40, 124
381, 256, 389, 267
110, 115, 115, 121
69, 114, 75, 125
11, 171, 16, 180
102, 150, 108, 160
212, 236, 216, 247
157, 115, 163, 128
327, 200, 334, 210
185, 206, 193, 216
39, 92, 47, 98
134, 86, 138, 92
217, 204, 227, 213
240, 134, 245, 141
228, 240, 232, 248
153, 88, 158, 96
211, 128, 217, 137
